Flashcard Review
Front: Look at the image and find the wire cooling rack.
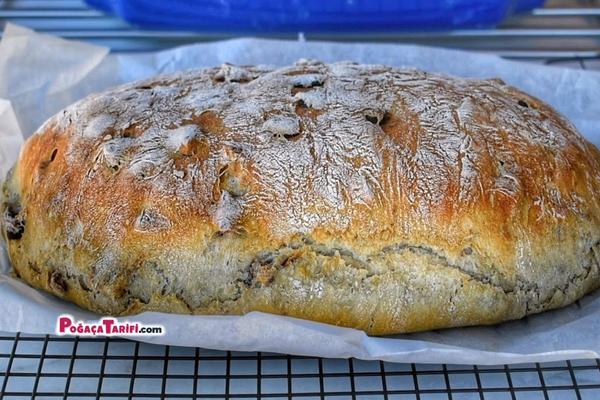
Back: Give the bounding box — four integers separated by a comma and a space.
0, 0, 599, 399
0, 333, 599, 399
0, 0, 598, 60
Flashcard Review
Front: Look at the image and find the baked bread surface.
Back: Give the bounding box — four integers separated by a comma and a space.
2, 60, 600, 335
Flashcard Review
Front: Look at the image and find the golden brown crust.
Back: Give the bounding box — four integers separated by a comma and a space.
2, 60, 600, 335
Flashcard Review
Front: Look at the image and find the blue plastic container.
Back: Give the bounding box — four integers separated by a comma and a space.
85, 0, 545, 32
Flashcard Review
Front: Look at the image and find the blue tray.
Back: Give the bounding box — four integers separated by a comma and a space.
85, 0, 545, 32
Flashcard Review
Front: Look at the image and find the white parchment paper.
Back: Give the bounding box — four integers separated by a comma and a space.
1, 23, 600, 365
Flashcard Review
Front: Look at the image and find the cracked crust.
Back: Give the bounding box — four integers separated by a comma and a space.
2, 60, 600, 335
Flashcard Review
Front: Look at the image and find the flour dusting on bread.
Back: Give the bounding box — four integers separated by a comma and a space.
3, 61, 600, 334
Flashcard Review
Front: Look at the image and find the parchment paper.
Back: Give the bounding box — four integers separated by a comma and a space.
1, 23, 599, 364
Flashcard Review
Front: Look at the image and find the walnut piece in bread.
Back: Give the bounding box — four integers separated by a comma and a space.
2, 60, 600, 335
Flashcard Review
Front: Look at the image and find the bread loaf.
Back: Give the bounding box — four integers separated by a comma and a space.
2, 60, 600, 335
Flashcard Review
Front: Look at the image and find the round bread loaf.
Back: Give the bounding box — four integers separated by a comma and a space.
2, 60, 600, 335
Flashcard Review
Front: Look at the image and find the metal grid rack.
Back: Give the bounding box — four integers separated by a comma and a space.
0, 0, 598, 61
1, 333, 600, 399
0, 0, 600, 399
